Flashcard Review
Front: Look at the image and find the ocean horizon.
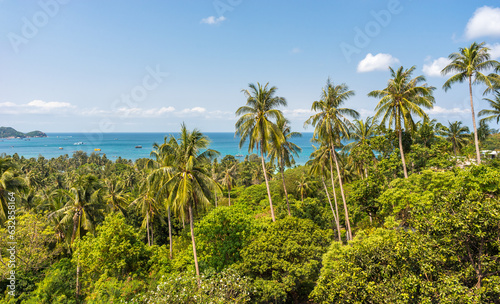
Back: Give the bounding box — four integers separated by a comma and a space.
0, 132, 318, 165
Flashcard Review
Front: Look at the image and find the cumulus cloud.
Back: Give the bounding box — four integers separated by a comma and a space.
465, 6, 500, 39
180, 107, 206, 114
487, 43, 500, 59
200, 16, 226, 25
0, 102, 17, 107
291, 47, 302, 54
283, 108, 313, 118
114, 106, 176, 117
422, 57, 452, 77
357, 53, 399, 73
0, 100, 76, 114
429, 106, 470, 115
28, 100, 75, 110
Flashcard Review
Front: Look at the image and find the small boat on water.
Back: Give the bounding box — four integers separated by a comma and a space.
59, 147, 63, 150
94, 148, 101, 151
74, 142, 84, 145
235, 154, 244, 157
135, 145, 142, 148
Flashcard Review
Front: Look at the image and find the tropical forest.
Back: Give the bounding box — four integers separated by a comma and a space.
2, 42, 500, 304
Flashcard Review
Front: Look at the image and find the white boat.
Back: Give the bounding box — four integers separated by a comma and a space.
73, 142, 84, 145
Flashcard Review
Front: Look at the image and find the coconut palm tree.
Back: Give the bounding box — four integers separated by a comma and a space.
103, 178, 129, 215
343, 117, 378, 178
438, 121, 470, 157
442, 42, 500, 164
211, 158, 220, 207
0, 158, 25, 225
268, 118, 302, 216
164, 124, 220, 286
295, 175, 312, 203
235, 82, 286, 222
219, 162, 237, 206
415, 117, 438, 147
308, 145, 341, 240
49, 174, 104, 244
147, 135, 179, 257
479, 91, 500, 125
305, 79, 359, 240
369, 66, 435, 179
130, 181, 166, 246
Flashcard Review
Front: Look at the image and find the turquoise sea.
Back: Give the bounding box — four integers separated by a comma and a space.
0, 132, 317, 165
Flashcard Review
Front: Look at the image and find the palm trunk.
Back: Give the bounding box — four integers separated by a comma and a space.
281, 169, 291, 216
280, 154, 291, 216
469, 76, 481, 164
168, 206, 172, 259
228, 186, 231, 206
261, 145, 275, 222
329, 156, 342, 242
188, 204, 201, 288
146, 212, 151, 246
331, 143, 353, 241
322, 176, 341, 241
214, 190, 218, 208
398, 127, 409, 179
71, 211, 80, 244
76, 253, 80, 304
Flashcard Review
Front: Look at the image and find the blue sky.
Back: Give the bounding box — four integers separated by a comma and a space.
1, 0, 500, 133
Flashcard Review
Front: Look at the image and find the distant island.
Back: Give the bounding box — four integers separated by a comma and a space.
0, 127, 47, 138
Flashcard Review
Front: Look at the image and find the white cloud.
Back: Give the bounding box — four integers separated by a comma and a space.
465, 6, 500, 39
203, 110, 235, 120
422, 57, 452, 77
200, 16, 226, 25
429, 106, 470, 115
28, 100, 75, 110
487, 43, 500, 59
0, 100, 76, 114
115, 106, 176, 117
0, 102, 17, 107
291, 47, 302, 54
283, 108, 313, 118
180, 107, 206, 114
357, 53, 399, 73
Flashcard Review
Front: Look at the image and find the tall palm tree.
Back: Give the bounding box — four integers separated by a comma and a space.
305, 79, 359, 240
295, 175, 312, 203
268, 118, 302, 216
219, 162, 237, 206
343, 117, 378, 179
165, 124, 220, 286
48, 174, 104, 302
130, 181, 166, 246
235, 82, 286, 222
49, 174, 104, 244
211, 159, 220, 207
0, 157, 25, 225
147, 135, 179, 257
479, 91, 500, 125
442, 42, 500, 164
415, 117, 438, 147
438, 121, 470, 157
103, 178, 129, 215
369, 66, 435, 179
308, 145, 341, 241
